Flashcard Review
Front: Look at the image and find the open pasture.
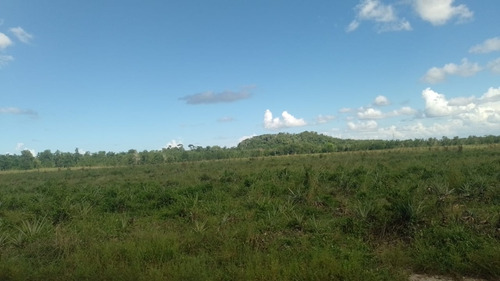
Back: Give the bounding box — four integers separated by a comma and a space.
0, 146, 499, 280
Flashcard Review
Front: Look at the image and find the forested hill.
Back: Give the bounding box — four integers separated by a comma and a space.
1, 132, 500, 171
238, 131, 340, 151
237, 131, 498, 154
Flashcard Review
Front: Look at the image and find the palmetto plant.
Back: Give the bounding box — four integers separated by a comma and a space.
355, 200, 375, 220
432, 182, 455, 201
14, 217, 48, 244
193, 220, 207, 233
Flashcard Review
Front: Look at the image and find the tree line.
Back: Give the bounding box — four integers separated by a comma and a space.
1, 132, 499, 171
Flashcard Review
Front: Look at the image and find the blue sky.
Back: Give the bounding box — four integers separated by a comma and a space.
1, 0, 499, 154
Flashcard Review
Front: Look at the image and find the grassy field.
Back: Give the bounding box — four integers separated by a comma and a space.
0, 146, 499, 280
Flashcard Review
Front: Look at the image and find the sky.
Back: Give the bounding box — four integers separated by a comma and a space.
1, 0, 499, 155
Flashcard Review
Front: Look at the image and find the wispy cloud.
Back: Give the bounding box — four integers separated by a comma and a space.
0, 26, 33, 68
9, 27, 33, 44
469, 37, 500, 54
264, 109, 307, 130
413, 0, 473, 25
421, 58, 481, 84
0, 55, 14, 67
217, 116, 234, 122
180, 88, 252, 105
0, 107, 38, 117
315, 114, 335, 124
487, 58, 500, 74
346, 0, 411, 33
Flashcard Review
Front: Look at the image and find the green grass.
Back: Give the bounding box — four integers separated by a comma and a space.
0, 146, 499, 280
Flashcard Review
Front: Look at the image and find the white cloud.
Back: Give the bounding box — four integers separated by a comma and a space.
469, 37, 500, 54
0, 55, 14, 67
238, 134, 257, 143
347, 120, 378, 131
264, 109, 307, 130
336, 87, 500, 140
164, 139, 183, 149
422, 87, 500, 123
339, 107, 352, 113
422, 58, 481, 83
481, 87, 500, 102
374, 95, 390, 106
358, 108, 384, 119
347, 0, 411, 33
422, 88, 462, 117
15, 143, 36, 156
9, 27, 33, 44
487, 58, 500, 74
392, 106, 417, 116
357, 105, 417, 119
413, 0, 473, 25
0, 32, 13, 49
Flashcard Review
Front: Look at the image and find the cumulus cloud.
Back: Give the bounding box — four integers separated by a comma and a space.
164, 139, 183, 149
481, 87, 500, 102
422, 87, 500, 123
421, 58, 481, 83
15, 143, 36, 156
347, 0, 411, 33
9, 27, 33, 44
374, 95, 390, 106
413, 0, 473, 25
422, 88, 465, 117
264, 109, 307, 130
469, 37, 500, 54
336, 87, 500, 140
392, 106, 418, 116
180, 89, 252, 105
0, 32, 12, 49
358, 108, 384, 119
357, 106, 417, 119
0, 107, 38, 117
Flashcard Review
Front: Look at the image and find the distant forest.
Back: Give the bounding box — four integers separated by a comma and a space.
1, 131, 500, 171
